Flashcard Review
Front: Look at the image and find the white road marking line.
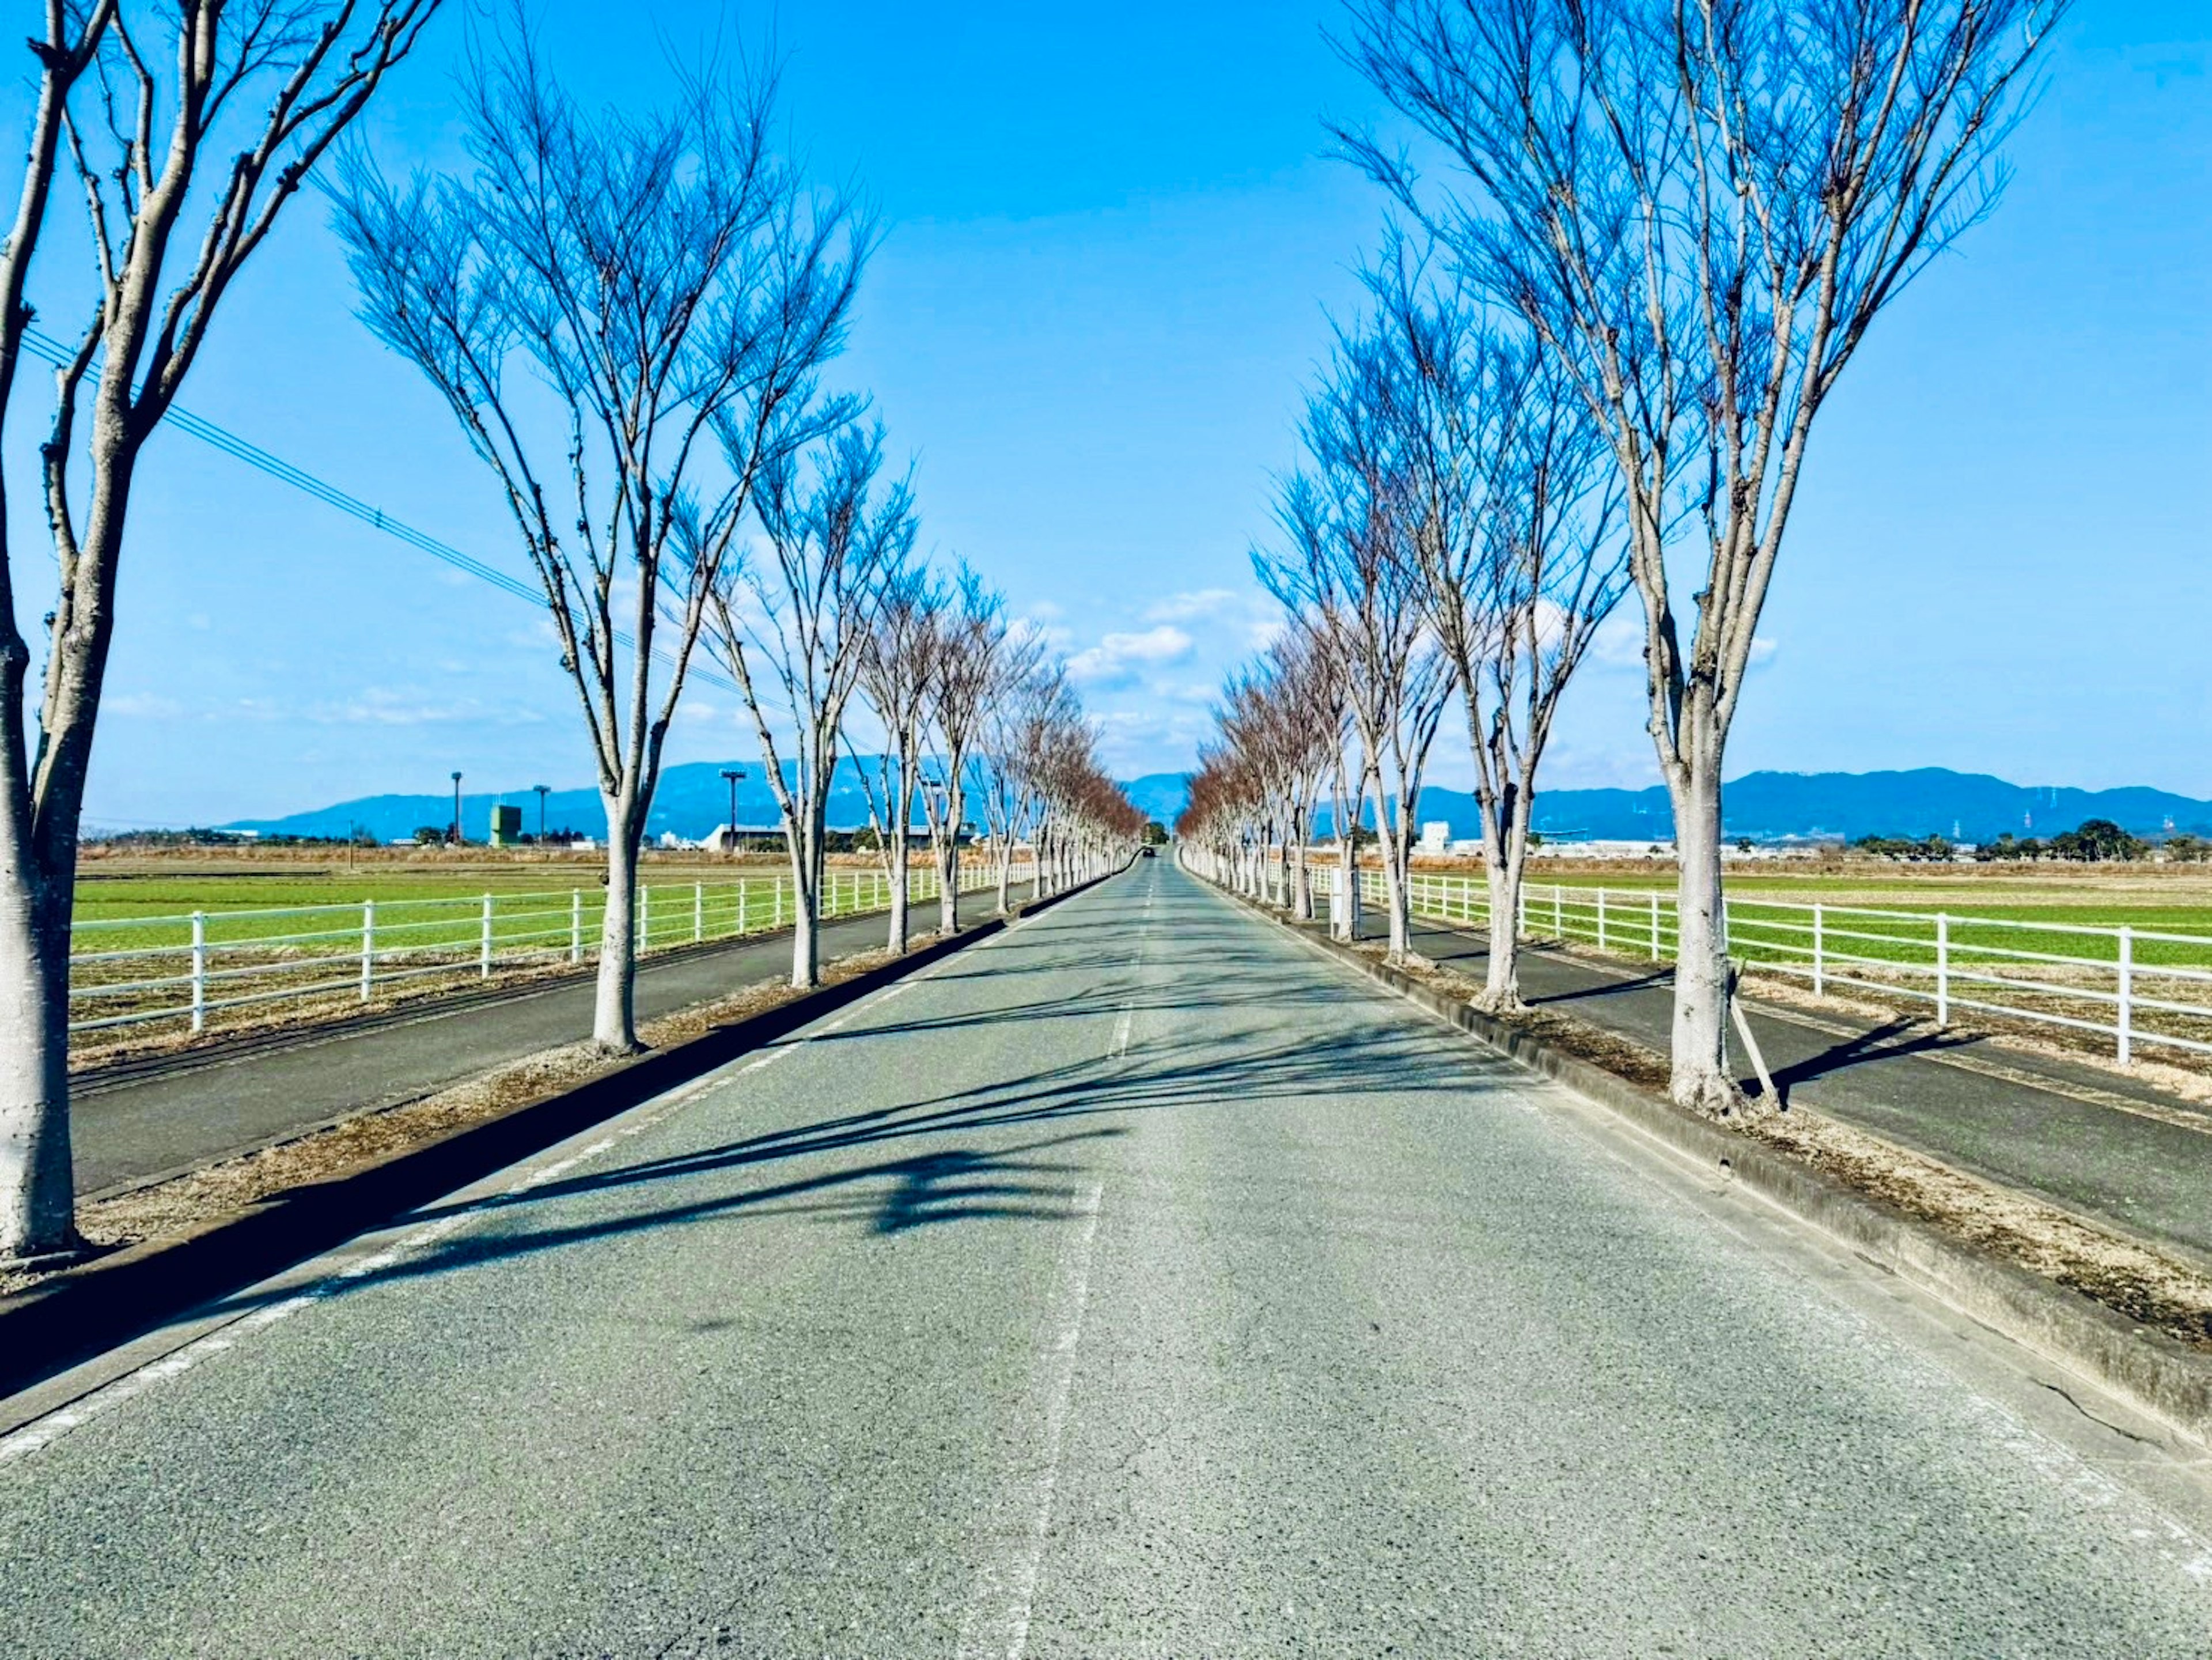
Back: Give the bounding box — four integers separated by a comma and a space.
0, 1118, 645, 1469
957, 1181, 1105, 1660
1108, 1010, 1132, 1059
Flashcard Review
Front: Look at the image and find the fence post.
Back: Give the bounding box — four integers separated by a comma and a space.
740, 881, 751, 936
1517, 882, 1527, 939
1650, 891, 1660, 962
639, 884, 651, 954
1596, 888, 1607, 954
191, 911, 208, 1034
1936, 912, 1950, 1028
1553, 884, 1563, 939
361, 900, 375, 1001
571, 890, 583, 963
480, 894, 494, 978
2117, 925, 2134, 1065
1812, 904, 1825, 997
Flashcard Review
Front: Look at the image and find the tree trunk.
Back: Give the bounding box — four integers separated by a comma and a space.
887, 829, 909, 955
937, 785, 962, 934
1482, 855, 1524, 1011
594, 801, 643, 1052
0, 877, 77, 1259
1291, 829, 1312, 921
790, 806, 825, 989
1668, 712, 1743, 1116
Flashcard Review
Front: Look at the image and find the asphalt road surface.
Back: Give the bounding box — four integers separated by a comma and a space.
3, 860, 2209, 1655
72, 886, 1027, 1198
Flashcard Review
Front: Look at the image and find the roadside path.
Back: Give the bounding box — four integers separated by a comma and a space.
1, 860, 2206, 1654
72, 890, 1027, 1198
1357, 906, 2212, 1269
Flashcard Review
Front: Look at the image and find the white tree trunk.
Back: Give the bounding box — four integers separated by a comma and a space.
887, 833, 909, 955
0, 879, 76, 1258
593, 799, 644, 1051
1482, 856, 1524, 1011
789, 810, 825, 989
1667, 712, 1740, 1115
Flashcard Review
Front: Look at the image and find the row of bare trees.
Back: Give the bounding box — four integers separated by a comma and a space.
0, 7, 1137, 1261
338, 20, 1139, 1024
1187, 0, 2065, 1119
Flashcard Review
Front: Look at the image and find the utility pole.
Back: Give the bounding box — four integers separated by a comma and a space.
722, 769, 747, 856
533, 784, 551, 847
451, 771, 464, 846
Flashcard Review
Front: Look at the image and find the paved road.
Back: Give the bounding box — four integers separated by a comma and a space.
1351, 907, 2212, 1270
72, 889, 1028, 1198
3, 860, 2208, 1654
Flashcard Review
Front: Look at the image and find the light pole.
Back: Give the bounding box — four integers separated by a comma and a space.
721, 769, 747, 857
450, 772, 463, 846
533, 784, 551, 847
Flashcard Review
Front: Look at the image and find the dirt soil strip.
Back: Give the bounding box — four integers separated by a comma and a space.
1209, 878, 2212, 1449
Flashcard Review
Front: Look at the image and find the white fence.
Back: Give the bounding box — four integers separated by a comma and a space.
1292, 863, 2212, 1067
70, 860, 1019, 1043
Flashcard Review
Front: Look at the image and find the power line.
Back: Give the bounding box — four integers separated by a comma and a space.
16, 327, 741, 695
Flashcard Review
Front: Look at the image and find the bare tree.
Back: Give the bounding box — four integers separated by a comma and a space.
919, 565, 1003, 933
337, 27, 862, 1048
969, 639, 1052, 914
1369, 254, 1629, 1009
711, 422, 914, 988
851, 561, 946, 954
1343, 0, 2068, 1111
0, 0, 438, 1260
1264, 327, 1455, 966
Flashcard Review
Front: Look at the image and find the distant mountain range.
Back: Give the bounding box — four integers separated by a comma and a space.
1120, 767, 2212, 845
1388, 768, 2212, 844
223, 764, 2212, 847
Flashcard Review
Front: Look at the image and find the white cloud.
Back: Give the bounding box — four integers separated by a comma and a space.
1591, 612, 1645, 669
1066, 624, 1195, 686
1144, 588, 1240, 624
107, 693, 184, 719
304, 688, 548, 727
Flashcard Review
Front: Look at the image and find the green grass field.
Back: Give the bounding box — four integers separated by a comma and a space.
65, 854, 968, 1041
65, 856, 956, 996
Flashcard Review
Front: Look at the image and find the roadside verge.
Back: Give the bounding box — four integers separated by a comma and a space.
1195, 865, 2212, 1452
0, 875, 1112, 1402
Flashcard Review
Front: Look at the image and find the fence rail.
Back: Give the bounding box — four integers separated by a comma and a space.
1290, 863, 2212, 1067
69, 860, 1018, 1043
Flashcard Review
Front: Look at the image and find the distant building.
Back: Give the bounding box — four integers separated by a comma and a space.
487, 804, 524, 847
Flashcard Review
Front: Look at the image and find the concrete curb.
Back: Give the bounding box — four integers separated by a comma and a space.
1200, 869, 2212, 1451
0, 872, 1112, 1402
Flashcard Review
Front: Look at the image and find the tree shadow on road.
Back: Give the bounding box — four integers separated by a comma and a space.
184, 950, 1482, 1321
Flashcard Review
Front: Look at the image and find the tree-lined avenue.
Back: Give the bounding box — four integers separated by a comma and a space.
0, 860, 2205, 1654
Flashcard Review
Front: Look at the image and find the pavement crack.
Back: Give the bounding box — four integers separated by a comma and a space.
2036, 1379, 2162, 1446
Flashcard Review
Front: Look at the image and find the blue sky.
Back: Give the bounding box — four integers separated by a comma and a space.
3, 1, 2205, 827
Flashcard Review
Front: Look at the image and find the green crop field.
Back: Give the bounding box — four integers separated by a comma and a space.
63, 852, 966, 1045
